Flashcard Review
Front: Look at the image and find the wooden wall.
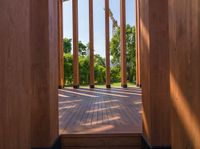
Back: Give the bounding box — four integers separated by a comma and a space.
139, 0, 170, 147
30, 0, 59, 148
0, 0, 59, 148
0, 0, 31, 149
169, 0, 200, 148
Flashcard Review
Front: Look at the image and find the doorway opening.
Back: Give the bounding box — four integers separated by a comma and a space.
58, 0, 142, 148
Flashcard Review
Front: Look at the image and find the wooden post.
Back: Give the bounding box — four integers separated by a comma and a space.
136, 0, 141, 87
89, 0, 95, 88
30, 0, 59, 147
140, 0, 170, 147
72, 0, 79, 89
105, 0, 111, 88
120, 0, 127, 88
58, 0, 64, 89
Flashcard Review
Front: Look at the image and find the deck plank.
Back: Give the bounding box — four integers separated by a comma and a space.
59, 87, 142, 134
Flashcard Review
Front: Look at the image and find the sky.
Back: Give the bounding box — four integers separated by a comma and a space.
63, 0, 136, 57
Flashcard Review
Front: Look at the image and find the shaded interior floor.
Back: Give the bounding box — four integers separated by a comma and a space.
59, 87, 142, 135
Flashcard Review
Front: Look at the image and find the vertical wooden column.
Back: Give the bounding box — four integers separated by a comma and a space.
72, 0, 79, 89
120, 0, 127, 88
0, 0, 31, 148
58, 0, 64, 89
30, 0, 59, 148
135, 0, 141, 87
89, 0, 95, 88
140, 0, 170, 147
105, 0, 111, 88
169, 0, 200, 148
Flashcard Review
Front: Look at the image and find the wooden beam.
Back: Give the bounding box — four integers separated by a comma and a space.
140, 0, 170, 147
72, 0, 79, 88
58, 0, 64, 89
136, 0, 141, 87
105, 0, 111, 88
89, 0, 95, 88
120, 0, 127, 88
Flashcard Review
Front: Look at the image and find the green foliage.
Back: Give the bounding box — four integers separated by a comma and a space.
63, 24, 136, 86
111, 66, 121, 83
110, 25, 136, 82
78, 41, 87, 56
64, 53, 73, 85
63, 38, 72, 53
79, 56, 90, 85
64, 53, 107, 85
94, 55, 106, 84
63, 38, 87, 56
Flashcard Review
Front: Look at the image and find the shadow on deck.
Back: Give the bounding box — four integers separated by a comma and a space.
58, 87, 142, 149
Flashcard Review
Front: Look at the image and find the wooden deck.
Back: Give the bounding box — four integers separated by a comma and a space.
59, 87, 142, 135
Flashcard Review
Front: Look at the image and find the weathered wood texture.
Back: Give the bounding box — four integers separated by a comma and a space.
59, 87, 142, 135
139, 0, 170, 146
30, 0, 59, 147
0, 1, 31, 148
169, 0, 200, 148
58, 0, 64, 89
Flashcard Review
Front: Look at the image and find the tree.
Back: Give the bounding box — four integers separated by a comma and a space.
64, 53, 73, 85
94, 55, 106, 84
63, 38, 72, 53
79, 56, 90, 85
63, 38, 87, 56
110, 25, 136, 82
78, 41, 87, 56
111, 66, 121, 83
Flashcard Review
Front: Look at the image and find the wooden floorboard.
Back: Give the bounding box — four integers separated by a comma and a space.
59, 87, 142, 135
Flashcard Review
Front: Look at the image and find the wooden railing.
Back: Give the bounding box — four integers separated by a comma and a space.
58, 0, 139, 89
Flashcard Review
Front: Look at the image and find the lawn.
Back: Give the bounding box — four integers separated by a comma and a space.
75, 82, 136, 88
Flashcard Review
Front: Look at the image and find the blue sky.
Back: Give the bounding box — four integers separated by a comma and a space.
63, 0, 136, 57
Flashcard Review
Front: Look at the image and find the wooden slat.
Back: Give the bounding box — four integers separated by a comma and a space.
120, 0, 127, 87
89, 0, 95, 87
72, 0, 79, 87
105, 0, 111, 87
58, 0, 64, 88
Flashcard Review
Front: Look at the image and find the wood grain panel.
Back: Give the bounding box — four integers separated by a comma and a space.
30, 0, 59, 147
0, 0, 31, 148
139, 0, 170, 146
169, 0, 200, 148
